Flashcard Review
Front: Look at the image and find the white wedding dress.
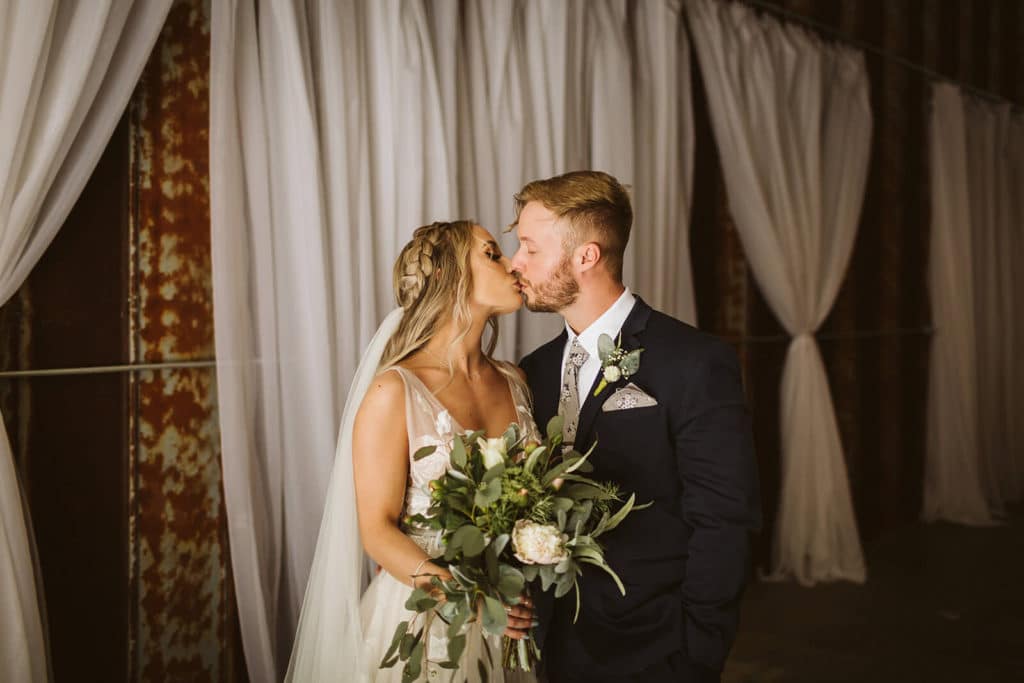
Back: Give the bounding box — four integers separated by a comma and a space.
360, 365, 541, 683
287, 308, 540, 682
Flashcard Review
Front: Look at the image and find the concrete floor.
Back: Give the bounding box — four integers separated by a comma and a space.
724, 511, 1024, 683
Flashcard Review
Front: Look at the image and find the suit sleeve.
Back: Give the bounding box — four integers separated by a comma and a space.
671, 341, 761, 673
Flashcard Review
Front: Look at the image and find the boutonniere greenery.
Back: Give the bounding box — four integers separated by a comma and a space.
594, 333, 643, 396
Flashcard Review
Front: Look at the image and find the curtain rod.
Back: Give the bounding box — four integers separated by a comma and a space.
722, 326, 935, 344
0, 359, 217, 379
739, 0, 1019, 109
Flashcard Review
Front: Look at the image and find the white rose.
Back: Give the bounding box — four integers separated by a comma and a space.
477, 437, 506, 469
603, 365, 622, 383
511, 520, 569, 565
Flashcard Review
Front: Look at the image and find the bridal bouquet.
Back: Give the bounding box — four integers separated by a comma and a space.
380, 415, 646, 681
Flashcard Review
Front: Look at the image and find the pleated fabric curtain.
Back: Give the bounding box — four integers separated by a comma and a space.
211, 1, 696, 680
0, 2, 172, 681
687, 0, 871, 585
965, 98, 1024, 513
924, 84, 1024, 524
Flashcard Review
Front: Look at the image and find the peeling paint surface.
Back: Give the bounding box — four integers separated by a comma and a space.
128, 1, 236, 681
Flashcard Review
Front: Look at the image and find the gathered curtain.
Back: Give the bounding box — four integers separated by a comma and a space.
211, 1, 695, 679
687, 0, 871, 585
0, 2, 172, 681
924, 84, 1023, 524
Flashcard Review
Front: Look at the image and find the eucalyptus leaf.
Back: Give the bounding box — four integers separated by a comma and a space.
379, 620, 408, 668
413, 595, 437, 611
413, 445, 437, 461
545, 415, 564, 442
497, 565, 525, 599
503, 423, 520, 451
446, 600, 471, 639
450, 564, 475, 588
597, 333, 615, 362
399, 631, 417, 660
474, 477, 502, 508
554, 573, 575, 598
491, 533, 510, 558
620, 349, 643, 374
567, 500, 593, 532
485, 543, 499, 584
481, 595, 508, 635
600, 493, 646, 536
452, 524, 487, 557
403, 640, 425, 682
446, 632, 467, 665
522, 564, 539, 582
403, 588, 431, 612
450, 435, 467, 469
552, 497, 575, 513
481, 463, 506, 483
539, 564, 556, 591
523, 445, 547, 474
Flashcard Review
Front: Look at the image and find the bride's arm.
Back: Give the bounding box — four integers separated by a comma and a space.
352, 372, 451, 590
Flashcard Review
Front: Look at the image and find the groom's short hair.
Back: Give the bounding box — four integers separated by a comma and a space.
512, 170, 632, 281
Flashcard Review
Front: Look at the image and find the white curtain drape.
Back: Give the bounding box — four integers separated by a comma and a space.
211, 1, 695, 679
0, 2, 171, 681
924, 84, 1023, 524
966, 97, 1024, 512
687, 0, 871, 585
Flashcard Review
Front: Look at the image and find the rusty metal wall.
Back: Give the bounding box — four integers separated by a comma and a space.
128, 1, 241, 681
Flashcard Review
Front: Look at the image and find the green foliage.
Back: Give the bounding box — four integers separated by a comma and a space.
382, 412, 650, 676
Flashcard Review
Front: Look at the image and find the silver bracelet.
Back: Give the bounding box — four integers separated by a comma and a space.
411, 557, 430, 580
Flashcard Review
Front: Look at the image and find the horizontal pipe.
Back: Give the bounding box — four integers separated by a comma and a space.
0, 359, 217, 379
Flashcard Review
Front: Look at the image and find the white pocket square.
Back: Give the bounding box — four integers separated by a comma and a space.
601, 383, 658, 412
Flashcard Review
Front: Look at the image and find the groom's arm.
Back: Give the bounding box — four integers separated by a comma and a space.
671, 340, 761, 675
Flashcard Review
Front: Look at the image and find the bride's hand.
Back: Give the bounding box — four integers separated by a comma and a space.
502, 593, 535, 640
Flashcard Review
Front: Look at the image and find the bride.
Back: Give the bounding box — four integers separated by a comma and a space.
286, 221, 539, 682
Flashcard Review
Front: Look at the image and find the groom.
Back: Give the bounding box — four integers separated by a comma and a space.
511, 171, 761, 682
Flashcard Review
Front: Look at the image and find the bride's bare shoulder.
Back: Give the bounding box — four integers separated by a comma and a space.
356, 369, 406, 423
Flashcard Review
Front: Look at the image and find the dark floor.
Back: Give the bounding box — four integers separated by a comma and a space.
725, 511, 1024, 683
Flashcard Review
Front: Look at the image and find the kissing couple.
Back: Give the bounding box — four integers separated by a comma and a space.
286, 170, 761, 683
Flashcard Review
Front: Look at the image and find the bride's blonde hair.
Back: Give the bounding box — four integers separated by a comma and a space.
379, 221, 501, 372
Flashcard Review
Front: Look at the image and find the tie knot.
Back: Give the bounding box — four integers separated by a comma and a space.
568, 340, 588, 369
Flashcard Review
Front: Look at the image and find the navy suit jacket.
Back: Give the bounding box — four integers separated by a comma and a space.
519, 297, 761, 681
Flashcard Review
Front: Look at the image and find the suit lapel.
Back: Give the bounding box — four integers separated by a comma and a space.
573, 297, 652, 448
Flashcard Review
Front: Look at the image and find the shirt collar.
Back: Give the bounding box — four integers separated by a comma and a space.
565, 287, 637, 359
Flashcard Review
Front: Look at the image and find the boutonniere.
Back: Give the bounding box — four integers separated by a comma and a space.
594, 333, 643, 396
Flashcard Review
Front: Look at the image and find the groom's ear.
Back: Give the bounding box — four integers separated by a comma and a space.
576, 242, 602, 272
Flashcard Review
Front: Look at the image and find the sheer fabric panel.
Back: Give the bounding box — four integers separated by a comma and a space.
211, 2, 697, 679
688, 0, 871, 585
0, 2, 172, 680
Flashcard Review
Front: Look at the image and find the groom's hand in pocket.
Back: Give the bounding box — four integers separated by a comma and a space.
503, 593, 535, 640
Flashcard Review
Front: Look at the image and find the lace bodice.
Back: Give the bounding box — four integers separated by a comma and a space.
387, 364, 540, 557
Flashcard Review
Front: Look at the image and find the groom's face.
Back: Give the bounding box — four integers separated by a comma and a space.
509, 201, 579, 313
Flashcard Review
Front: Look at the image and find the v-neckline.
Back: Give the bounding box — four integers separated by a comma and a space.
395, 364, 520, 438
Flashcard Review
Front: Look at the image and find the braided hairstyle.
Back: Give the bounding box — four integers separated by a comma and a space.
379, 221, 500, 371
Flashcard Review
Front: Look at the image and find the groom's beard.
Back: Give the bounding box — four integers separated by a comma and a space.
523, 255, 579, 313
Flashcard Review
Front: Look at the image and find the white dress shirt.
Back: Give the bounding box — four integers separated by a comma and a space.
560, 287, 637, 403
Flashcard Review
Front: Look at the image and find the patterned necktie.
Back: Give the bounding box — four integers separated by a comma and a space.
559, 339, 589, 447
